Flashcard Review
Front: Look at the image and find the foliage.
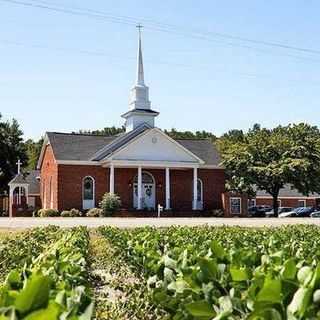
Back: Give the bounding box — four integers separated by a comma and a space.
38, 208, 59, 217
99, 193, 121, 216
24, 138, 43, 170
220, 123, 320, 215
89, 232, 166, 319
0, 227, 93, 319
86, 208, 103, 217
0, 226, 60, 282
76, 126, 125, 136
0, 114, 28, 193
60, 208, 82, 217
100, 225, 320, 320
164, 128, 216, 142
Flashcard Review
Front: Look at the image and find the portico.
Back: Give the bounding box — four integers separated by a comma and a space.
105, 161, 201, 211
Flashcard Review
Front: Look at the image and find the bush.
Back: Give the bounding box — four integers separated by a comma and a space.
38, 209, 59, 217
99, 193, 121, 216
211, 209, 224, 217
86, 208, 103, 217
61, 208, 82, 217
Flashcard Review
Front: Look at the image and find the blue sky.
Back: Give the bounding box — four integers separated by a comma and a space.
1, 0, 319, 140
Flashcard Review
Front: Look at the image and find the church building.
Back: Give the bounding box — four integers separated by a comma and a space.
9, 31, 229, 216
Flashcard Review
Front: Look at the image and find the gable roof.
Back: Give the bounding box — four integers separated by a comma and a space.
9, 170, 40, 194
256, 184, 320, 198
41, 129, 222, 167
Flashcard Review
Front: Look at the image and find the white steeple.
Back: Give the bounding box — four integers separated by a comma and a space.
122, 25, 159, 132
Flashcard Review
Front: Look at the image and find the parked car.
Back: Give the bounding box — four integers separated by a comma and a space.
265, 207, 293, 217
248, 205, 272, 217
311, 211, 320, 218
279, 207, 315, 218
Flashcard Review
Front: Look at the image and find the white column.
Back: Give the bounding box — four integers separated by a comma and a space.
165, 167, 171, 210
9, 186, 13, 218
137, 166, 142, 210
109, 164, 115, 194
193, 167, 198, 210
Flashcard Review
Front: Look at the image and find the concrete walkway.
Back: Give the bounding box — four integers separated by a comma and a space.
1, 217, 320, 229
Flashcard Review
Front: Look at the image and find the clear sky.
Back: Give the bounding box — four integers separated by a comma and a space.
1, 0, 320, 140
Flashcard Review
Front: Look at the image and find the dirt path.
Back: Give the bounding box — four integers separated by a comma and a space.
88, 231, 166, 320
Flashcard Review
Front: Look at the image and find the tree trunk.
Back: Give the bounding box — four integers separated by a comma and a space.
273, 194, 279, 217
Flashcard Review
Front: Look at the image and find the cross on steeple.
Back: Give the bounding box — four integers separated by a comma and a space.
16, 159, 22, 174
136, 23, 143, 35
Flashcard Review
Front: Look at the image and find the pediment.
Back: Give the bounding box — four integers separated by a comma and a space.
107, 129, 203, 163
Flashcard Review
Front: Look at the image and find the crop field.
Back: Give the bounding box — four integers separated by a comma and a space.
1, 225, 320, 319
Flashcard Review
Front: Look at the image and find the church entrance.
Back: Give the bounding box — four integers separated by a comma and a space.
133, 171, 156, 210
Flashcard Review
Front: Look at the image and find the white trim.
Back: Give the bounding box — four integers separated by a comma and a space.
103, 160, 200, 169
82, 176, 95, 210
199, 164, 223, 169
101, 128, 204, 164
297, 199, 307, 207
192, 167, 198, 210
137, 166, 142, 210
230, 197, 242, 215
248, 198, 256, 207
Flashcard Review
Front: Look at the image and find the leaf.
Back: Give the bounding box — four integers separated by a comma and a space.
22, 301, 60, 320
185, 300, 216, 319
230, 266, 249, 282
79, 302, 94, 320
5, 270, 21, 288
297, 266, 313, 286
210, 241, 226, 260
287, 287, 312, 318
199, 258, 218, 281
256, 277, 282, 303
281, 259, 297, 280
14, 273, 50, 314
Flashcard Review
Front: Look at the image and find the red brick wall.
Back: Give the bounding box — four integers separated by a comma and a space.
222, 192, 248, 217
41, 161, 226, 212
256, 197, 317, 208
199, 169, 225, 210
40, 145, 57, 210
57, 165, 108, 211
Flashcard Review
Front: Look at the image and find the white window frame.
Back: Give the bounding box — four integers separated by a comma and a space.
248, 198, 256, 207
230, 197, 241, 215
298, 199, 306, 208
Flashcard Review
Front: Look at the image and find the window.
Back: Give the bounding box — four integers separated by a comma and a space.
298, 199, 306, 208
197, 179, 203, 202
133, 172, 154, 184
230, 197, 241, 214
83, 177, 94, 200
248, 199, 256, 207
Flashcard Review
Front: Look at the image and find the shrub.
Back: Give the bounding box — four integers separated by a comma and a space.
38, 209, 59, 217
211, 209, 224, 217
61, 208, 82, 217
86, 208, 103, 217
99, 193, 121, 216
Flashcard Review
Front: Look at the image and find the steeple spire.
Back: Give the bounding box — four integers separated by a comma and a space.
136, 24, 145, 86
121, 26, 159, 132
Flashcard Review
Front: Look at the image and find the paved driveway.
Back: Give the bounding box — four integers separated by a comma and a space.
1, 217, 320, 229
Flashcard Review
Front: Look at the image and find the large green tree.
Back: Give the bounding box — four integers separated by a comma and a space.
25, 138, 43, 170
221, 123, 320, 215
0, 114, 27, 193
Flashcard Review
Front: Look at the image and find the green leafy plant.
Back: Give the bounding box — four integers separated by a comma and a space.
100, 225, 320, 319
38, 208, 59, 217
99, 193, 121, 216
60, 208, 82, 217
86, 208, 103, 217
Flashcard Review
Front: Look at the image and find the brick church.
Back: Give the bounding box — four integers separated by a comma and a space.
8, 31, 232, 216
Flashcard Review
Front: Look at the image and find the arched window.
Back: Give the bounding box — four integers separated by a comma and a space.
83, 176, 94, 200
133, 172, 155, 184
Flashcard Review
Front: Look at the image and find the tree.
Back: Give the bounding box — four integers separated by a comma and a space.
76, 126, 125, 136
0, 114, 28, 193
25, 138, 43, 170
164, 128, 216, 142
221, 123, 320, 216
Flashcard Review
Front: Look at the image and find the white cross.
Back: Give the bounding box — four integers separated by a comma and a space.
16, 159, 22, 174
